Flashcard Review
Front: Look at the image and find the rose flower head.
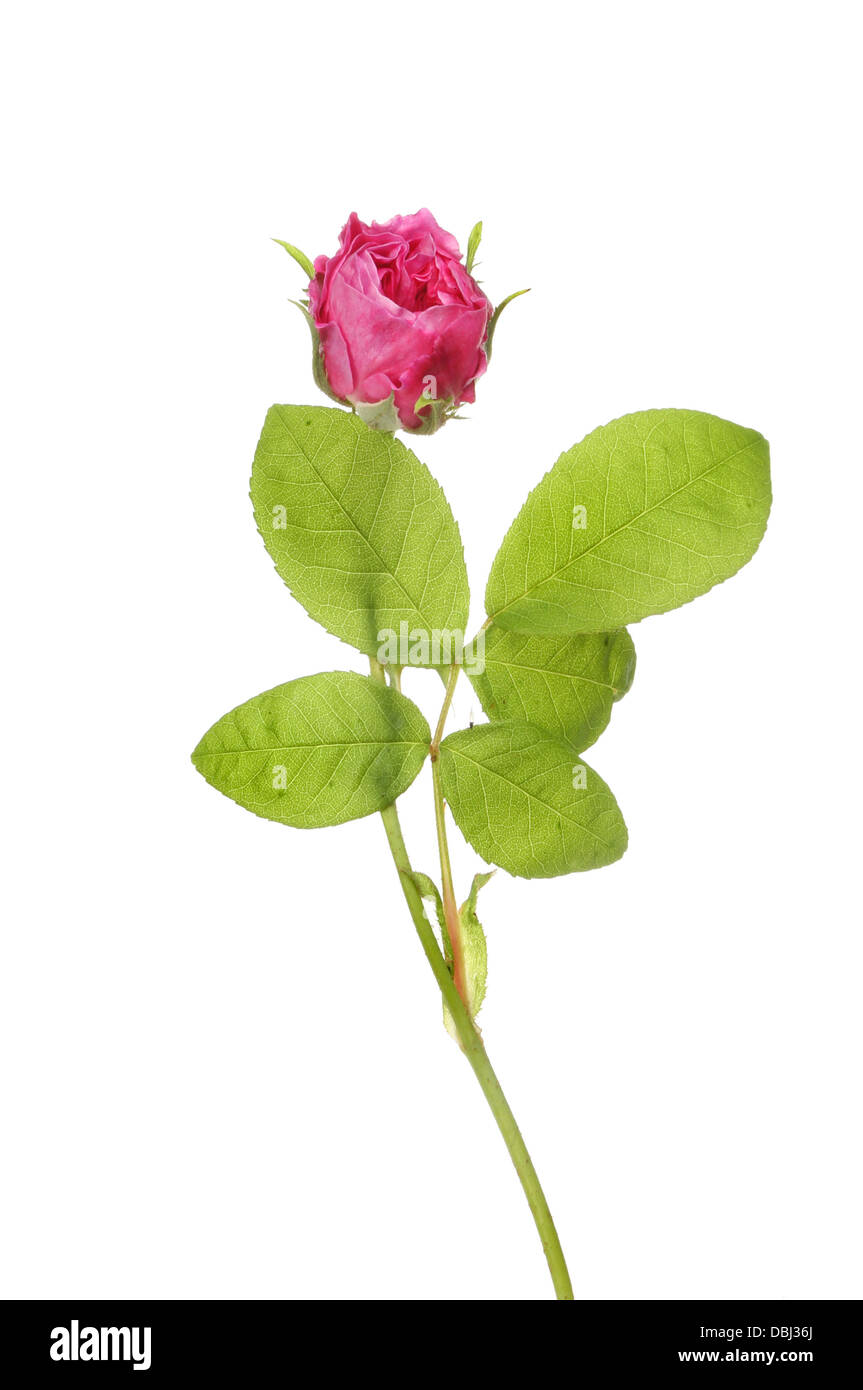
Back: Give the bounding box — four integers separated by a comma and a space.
275, 210, 527, 434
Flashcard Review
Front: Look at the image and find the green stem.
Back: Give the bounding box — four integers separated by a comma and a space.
377, 801, 573, 1300
430, 665, 467, 1002
371, 658, 573, 1300
431, 661, 460, 751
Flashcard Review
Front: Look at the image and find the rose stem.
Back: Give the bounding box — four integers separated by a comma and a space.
370, 658, 574, 1301
429, 663, 469, 1004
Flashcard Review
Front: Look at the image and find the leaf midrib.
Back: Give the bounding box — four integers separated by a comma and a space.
195, 738, 425, 758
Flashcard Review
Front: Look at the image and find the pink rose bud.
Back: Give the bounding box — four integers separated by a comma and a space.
277, 211, 525, 434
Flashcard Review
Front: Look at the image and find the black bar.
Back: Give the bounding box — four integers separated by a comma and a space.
2, 1299, 859, 1377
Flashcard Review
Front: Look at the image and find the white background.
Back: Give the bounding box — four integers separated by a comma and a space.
2, 1, 861, 1301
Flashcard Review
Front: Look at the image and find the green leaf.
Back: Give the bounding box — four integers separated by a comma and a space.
465, 220, 482, 274
251, 405, 469, 661
468, 625, 635, 752
191, 671, 430, 828
273, 237, 315, 281
485, 288, 530, 361
439, 722, 627, 878
486, 409, 771, 635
